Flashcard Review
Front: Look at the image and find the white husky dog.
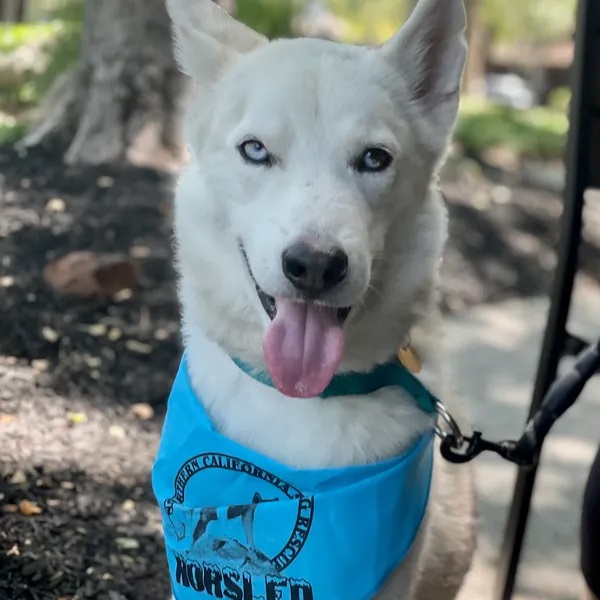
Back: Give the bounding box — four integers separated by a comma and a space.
162, 0, 476, 597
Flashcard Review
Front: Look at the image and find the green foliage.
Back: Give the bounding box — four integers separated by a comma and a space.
482, 0, 576, 44
0, 22, 63, 53
236, 0, 303, 38
326, 0, 409, 43
0, 117, 27, 144
455, 98, 569, 160
325, 0, 576, 45
31, 0, 83, 103
0, 0, 82, 110
547, 86, 571, 113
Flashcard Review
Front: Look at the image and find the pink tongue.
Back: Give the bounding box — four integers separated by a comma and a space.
262, 299, 345, 398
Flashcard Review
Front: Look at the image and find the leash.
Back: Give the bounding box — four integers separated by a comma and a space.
436, 339, 600, 467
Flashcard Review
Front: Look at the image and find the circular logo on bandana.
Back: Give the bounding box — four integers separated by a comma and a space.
163, 452, 314, 597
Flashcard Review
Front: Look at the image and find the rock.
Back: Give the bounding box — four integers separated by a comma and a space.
94, 258, 140, 298
43, 251, 140, 300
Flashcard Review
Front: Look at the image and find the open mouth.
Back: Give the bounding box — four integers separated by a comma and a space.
239, 244, 351, 398
240, 245, 352, 324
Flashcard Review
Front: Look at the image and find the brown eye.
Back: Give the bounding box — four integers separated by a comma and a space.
239, 139, 272, 166
357, 148, 393, 173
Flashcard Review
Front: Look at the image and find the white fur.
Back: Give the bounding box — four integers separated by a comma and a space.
166, 0, 476, 597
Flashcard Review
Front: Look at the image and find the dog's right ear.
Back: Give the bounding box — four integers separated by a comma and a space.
380, 0, 466, 137
166, 0, 268, 85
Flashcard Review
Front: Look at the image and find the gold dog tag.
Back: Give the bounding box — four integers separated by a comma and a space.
397, 345, 422, 374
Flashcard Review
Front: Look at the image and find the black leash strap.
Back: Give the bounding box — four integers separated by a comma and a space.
440, 339, 600, 467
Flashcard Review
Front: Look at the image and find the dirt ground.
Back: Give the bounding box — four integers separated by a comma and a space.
0, 144, 598, 600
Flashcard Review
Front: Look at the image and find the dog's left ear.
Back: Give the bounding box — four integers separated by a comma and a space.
381, 0, 467, 135
167, 0, 268, 86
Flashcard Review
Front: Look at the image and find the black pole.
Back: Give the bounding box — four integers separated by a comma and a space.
493, 0, 599, 597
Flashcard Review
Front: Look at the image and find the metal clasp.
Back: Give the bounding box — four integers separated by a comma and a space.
434, 399, 465, 448
433, 400, 529, 465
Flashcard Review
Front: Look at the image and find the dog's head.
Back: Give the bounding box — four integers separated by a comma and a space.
169, 0, 466, 398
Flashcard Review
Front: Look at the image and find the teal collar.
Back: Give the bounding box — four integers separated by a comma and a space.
231, 356, 439, 414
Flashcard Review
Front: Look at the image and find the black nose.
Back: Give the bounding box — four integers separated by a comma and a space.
282, 242, 348, 296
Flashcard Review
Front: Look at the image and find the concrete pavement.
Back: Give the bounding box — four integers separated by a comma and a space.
448, 278, 600, 600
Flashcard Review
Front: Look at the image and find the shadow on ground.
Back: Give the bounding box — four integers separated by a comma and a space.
0, 468, 169, 600
450, 294, 600, 600
0, 145, 181, 409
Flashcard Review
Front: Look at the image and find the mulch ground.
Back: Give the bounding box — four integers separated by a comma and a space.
0, 143, 598, 600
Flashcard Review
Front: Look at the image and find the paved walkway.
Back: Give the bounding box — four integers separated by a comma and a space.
450, 278, 600, 600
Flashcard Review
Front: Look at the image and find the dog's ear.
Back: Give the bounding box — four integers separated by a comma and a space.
166, 0, 268, 85
381, 0, 467, 133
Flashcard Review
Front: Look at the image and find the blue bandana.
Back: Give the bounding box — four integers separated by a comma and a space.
153, 356, 435, 600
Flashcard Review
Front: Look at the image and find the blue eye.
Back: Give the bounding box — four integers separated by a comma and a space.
239, 140, 272, 166
357, 148, 393, 173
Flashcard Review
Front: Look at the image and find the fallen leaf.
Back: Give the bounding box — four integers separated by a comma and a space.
107, 328, 122, 342
10, 470, 27, 485
154, 328, 169, 341
0, 414, 17, 424
83, 355, 101, 369
48, 570, 64, 588
46, 197, 66, 213
41, 326, 60, 343
6, 544, 20, 557
109, 425, 126, 439
87, 323, 107, 337
97, 176, 115, 189
18, 500, 42, 516
113, 288, 133, 302
125, 340, 152, 355
115, 537, 140, 551
67, 412, 88, 425
130, 245, 151, 259
130, 403, 154, 421
32, 359, 50, 372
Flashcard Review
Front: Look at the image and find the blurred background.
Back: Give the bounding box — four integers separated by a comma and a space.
0, 1, 598, 599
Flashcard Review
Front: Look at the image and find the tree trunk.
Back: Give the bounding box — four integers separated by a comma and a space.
463, 0, 489, 96
23, 0, 189, 170
1, 0, 26, 22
